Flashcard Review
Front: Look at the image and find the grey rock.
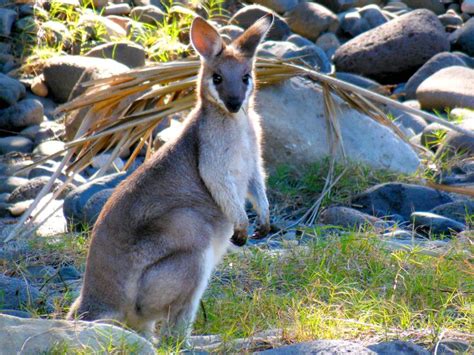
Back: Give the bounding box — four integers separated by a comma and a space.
25, 92, 57, 120
315, 32, 340, 58
63, 172, 127, 226
334, 10, 450, 84
82, 188, 114, 227
7, 177, 60, 203
230, 5, 291, 41
259, 41, 331, 73
0, 99, 44, 131
412, 212, 467, 235
19, 124, 40, 141
340, 10, 371, 37
32, 140, 66, 159
0, 176, 28, 193
351, 183, 453, 220
286, 33, 314, 48
104, 3, 131, 16
258, 340, 375, 354
416, 66, 474, 110
0, 192, 9, 202
0, 310, 31, 318
402, 0, 446, 14
463, 0, 474, 14
431, 200, 474, 224
438, 11, 464, 28
248, 0, 298, 14
368, 340, 430, 354
132, 0, 165, 11
285, 2, 339, 42
432, 340, 471, 354
33, 121, 65, 145
0, 73, 26, 108
318, 206, 386, 229
130, 5, 164, 25
0, 275, 45, 311
436, 118, 474, 157
0, 136, 33, 154
26, 265, 56, 281
450, 17, 474, 56
0, 9, 17, 37
77, 13, 126, 41
43, 55, 129, 103
385, 107, 427, 135
256, 78, 420, 174
405, 52, 468, 99
58, 266, 81, 281
0, 314, 155, 354
336, 72, 383, 91
14, 16, 38, 34
421, 122, 449, 150
219, 25, 244, 42
318, 0, 385, 13
85, 42, 145, 68
359, 4, 388, 28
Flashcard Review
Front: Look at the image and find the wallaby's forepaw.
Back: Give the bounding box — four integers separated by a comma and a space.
251, 223, 271, 239
231, 228, 248, 247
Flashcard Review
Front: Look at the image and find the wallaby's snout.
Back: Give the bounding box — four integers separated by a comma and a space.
191, 13, 274, 115
226, 96, 242, 113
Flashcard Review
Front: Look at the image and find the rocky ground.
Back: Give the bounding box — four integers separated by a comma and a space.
0, 0, 473, 353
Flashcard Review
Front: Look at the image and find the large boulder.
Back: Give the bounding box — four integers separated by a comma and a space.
255, 78, 420, 174
351, 183, 453, 220
0, 314, 155, 354
43, 56, 129, 103
0, 8, 17, 37
405, 52, 468, 100
85, 42, 146, 68
416, 66, 474, 110
284, 2, 339, 42
334, 10, 449, 84
230, 5, 291, 41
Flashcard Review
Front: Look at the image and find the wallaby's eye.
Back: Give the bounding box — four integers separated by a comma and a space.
212, 74, 222, 85
242, 74, 251, 85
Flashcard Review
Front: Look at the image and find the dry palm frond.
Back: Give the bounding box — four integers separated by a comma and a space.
4, 57, 474, 242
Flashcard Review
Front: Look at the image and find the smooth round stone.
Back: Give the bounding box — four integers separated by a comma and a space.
0, 136, 33, 154
32, 140, 65, 158
411, 211, 466, 235
0, 176, 28, 193
416, 66, 474, 110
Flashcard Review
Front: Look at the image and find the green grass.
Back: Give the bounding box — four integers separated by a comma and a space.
267, 159, 416, 217
193, 231, 473, 351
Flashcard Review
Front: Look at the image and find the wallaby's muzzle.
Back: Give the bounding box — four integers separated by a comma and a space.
225, 96, 243, 113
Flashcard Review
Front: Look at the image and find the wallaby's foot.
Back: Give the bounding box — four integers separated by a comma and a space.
251, 223, 271, 239
231, 228, 248, 246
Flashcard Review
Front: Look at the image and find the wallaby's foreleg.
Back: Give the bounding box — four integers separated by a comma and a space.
199, 163, 249, 234
248, 168, 270, 238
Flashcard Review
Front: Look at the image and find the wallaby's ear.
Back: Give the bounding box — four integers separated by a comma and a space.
234, 13, 274, 58
190, 17, 224, 60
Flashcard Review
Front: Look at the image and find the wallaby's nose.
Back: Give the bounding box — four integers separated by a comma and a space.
225, 96, 242, 113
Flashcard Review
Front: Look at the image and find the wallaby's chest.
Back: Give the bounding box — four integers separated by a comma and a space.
200, 112, 257, 180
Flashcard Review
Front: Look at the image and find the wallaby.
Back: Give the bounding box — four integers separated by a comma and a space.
67, 14, 273, 342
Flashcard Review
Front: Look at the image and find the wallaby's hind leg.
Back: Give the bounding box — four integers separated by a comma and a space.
135, 248, 207, 339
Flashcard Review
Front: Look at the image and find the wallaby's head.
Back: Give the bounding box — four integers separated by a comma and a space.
190, 14, 274, 114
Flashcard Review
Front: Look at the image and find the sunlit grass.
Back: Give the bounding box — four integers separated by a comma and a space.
195, 232, 473, 350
